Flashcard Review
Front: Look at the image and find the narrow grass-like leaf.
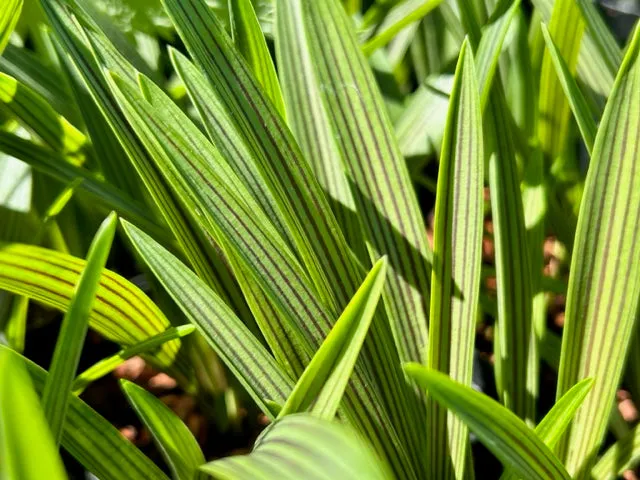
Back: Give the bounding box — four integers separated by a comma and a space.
405, 365, 570, 480
200, 414, 394, 480
537, 0, 584, 159
73, 325, 195, 395
0, 243, 180, 367
361, 0, 443, 56
2, 346, 169, 480
0, 72, 87, 160
540, 23, 597, 154
112, 70, 416, 478
42, 212, 117, 445
501, 378, 594, 480
0, 0, 21, 54
427, 39, 483, 480
275, 0, 364, 256
279, 257, 388, 420
592, 425, 640, 480
0, 347, 67, 480
229, 0, 285, 118
121, 380, 206, 480
122, 220, 295, 418
555, 25, 640, 477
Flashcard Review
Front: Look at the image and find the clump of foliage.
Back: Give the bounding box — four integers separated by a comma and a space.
0, 0, 639, 479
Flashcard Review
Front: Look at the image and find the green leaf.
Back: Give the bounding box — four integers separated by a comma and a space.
405, 365, 570, 480
122, 220, 295, 418
73, 325, 195, 395
555, 25, 640, 477
279, 257, 388, 420
1, 346, 169, 480
0, 72, 87, 161
0, 347, 67, 480
592, 425, 640, 480
229, 0, 285, 118
501, 378, 594, 480
0, 0, 22, 54
426, 38, 483, 480
121, 380, 206, 480
0, 242, 180, 368
42, 212, 117, 445
200, 414, 394, 480
540, 23, 596, 154
537, 0, 585, 159
361, 0, 443, 56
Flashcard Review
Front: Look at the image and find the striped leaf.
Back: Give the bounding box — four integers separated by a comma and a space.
279, 257, 388, 420
540, 23, 597, 154
229, 0, 285, 118
122, 220, 295, 418
361, 0, 443, 56
537, 0, 585, 159
42, 212, 117, 445
2, 346, 169, 480
0, 72, 87, 161
121, 380, 207, 480
0, 347, 66, 480
405, 365, 570, 480
0, 243, 180, 368
501, 378, 594, 480
200, 414, 394, 480
555, 25, 640, 476
73, 325, 195, 395
0, 0, 21, 54
426, 39, 483, 480
111, 66, 417, 478
592, 425, 640, 480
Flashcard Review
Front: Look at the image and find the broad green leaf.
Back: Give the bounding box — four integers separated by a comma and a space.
279, 257, 388, 420
361, 0, 443, 56
111, 64, 416, 478
405, 365, 570, 480
0, 347, 67, 480
540, 23, 597, 154
592, 425, 640, 480
501, 378, 594, 480
42, 212, 117, 445
122, 220, 295, 418
121, 380, 206, 480
0, 72, 87, 161
229, 0, 285, 118
73, 325, 195, 395
0, 0, 22, 54
427, 39, 483, 480
555, 25, 640, 477
2, 346, 169, 480
200, 414, 394, 480
0, 243, 180, 368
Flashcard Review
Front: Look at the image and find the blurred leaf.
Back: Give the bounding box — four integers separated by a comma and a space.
592, 424, 640, 480
555, 25, 640, 476
405, 365, 570, 480
201, 414, 394, 480
121, 380, 207, 480
2, 346, 169, 480
0, 347, 67, 480
0, 0, 22, 54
